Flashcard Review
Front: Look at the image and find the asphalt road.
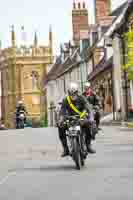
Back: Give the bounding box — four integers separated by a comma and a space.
0, 126, 133, 199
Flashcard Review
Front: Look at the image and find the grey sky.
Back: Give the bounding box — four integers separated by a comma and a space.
0, 0, 126, 54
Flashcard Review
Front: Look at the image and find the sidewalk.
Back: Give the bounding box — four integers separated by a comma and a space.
100, 112, 133, 130
101, 120, 133, 127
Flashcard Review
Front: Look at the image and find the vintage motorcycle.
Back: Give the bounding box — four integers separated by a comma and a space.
64, 115, 88, 170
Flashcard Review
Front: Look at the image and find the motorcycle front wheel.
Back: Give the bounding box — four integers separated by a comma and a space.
72, 137, 82, 170
19, 120, 24, 129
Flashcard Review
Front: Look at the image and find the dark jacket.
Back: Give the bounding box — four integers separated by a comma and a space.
83, 92, 100, 106
16, 105, 27, 116
60, 95, 92, 117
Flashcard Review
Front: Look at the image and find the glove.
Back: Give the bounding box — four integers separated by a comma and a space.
58, 116, 64, 127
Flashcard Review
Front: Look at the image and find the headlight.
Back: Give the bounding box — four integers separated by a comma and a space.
20, 114, 25, 119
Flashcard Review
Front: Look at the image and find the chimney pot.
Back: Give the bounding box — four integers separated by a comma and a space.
78, 2, 81, 9
83, 2, 86, 9
73, 1, 76, 9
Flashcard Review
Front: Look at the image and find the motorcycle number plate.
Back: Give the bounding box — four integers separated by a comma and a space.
69, 126, 80, 131
75, 126, 80, 131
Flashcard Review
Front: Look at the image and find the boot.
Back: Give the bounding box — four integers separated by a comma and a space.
85, 135, 96, 154
60, 139, 69, 157
61, 148, 69, 157
96, 116, 102, 131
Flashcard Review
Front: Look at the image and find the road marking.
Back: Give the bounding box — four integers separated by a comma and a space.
0, 172, 16, 186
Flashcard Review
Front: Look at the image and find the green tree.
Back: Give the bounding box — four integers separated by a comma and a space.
123, 30, 133, 80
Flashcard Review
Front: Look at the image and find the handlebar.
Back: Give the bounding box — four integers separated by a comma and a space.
63, 115, 88, 123
64, 115, 80, 120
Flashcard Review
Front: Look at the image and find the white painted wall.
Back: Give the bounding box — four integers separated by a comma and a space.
113, 35, 125, 120
88, 59, 93, 75
106, 46, 113, 60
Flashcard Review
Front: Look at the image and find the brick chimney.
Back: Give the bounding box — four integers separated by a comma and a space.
72, 1, 89, 46
95, 0, 111, 24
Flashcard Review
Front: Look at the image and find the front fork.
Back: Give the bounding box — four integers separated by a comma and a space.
67, 132, 79, 156
67, 130, 87, 157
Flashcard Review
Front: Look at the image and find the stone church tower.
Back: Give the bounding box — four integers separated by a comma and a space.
0, 26, 53, 128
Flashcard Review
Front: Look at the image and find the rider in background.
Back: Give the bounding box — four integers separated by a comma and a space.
83, 82, 101, 130
16, 100, 27, 128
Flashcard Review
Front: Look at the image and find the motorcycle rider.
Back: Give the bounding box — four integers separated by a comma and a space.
16, 100, 27, 128
58, 82, 96, 157
83, 82, 101, 130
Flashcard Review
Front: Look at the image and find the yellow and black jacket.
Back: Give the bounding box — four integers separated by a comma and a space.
60, 95, 92, 117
